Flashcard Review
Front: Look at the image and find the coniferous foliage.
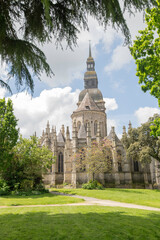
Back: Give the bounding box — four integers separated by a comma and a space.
0, 0, 156, 94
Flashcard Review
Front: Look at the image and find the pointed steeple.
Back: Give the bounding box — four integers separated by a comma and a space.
89, 40, 92, 57
84, 43, 98, 89
107, 126, 121, 144
46, 120, 50, 134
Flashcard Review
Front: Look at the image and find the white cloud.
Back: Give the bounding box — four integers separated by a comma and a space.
0, 88, 6, 98
105, 45, 132, 73
104, 10, 146, 74
2, 86, 119, 138
40, 17, 122, 87
0, 11, 146, 89
9, 87, 80, 138
104, 98, 118, 112
135, 107, 160, 124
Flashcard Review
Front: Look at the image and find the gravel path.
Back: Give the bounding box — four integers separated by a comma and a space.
0, 191, 160, 212
50, 191, 160, 212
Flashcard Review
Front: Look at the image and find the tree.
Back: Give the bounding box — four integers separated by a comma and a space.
0, 98, 19, 175
130, 0, 160, 136
6, 136, 55, 190
150, 116, 160, 136
75, 139, 112, 181
130, 0, 160, 104
0, 0, 156, 94
121, 115, 160, 166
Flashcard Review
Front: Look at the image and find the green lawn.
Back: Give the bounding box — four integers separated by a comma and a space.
51, 188, 160, 208
0, 206, 160, 239
0, 193, 84, 206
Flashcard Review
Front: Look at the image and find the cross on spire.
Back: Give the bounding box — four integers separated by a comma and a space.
89, 40, 92, 57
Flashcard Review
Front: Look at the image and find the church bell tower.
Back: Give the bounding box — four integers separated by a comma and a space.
71, 43, 107, 138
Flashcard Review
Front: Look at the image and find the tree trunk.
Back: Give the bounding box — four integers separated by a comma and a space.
93, 172, 95, 181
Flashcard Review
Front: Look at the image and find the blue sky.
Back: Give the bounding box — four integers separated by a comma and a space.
0, 11, 159, 138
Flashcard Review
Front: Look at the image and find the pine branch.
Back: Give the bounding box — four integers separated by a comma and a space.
0, 80, 12, 94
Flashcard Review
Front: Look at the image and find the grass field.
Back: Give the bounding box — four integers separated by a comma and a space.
0, 205, 160, 240
0, 193, 84, 206
51, 188, 160, 208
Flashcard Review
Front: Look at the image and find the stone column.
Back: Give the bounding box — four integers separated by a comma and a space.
71, 121, 78, 187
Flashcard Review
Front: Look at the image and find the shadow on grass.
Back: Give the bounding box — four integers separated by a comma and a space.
105, 189, 147, 194
52, 190, 77, 195
1, 193, 59, 200
0, 207, 160, 240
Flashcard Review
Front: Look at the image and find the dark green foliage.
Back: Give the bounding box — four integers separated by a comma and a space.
0, 179, 10, 196
6, 136, 55, 191
0, 98, 19, 178
130, 1, 160, 105
0, 0, 156, 93
10, 189, 49, 197
82, 180, 104, 190
121, 114, 160, 165
150, 116, 160, 136
130, 1, 160, 136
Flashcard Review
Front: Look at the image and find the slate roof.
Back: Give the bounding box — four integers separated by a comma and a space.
75, 92, 100, 112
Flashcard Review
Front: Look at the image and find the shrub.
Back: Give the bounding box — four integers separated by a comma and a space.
20, 179, 34, 191
82, 180, 104, 190
0, 179, 10, 195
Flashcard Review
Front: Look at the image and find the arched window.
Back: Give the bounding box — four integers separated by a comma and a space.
58, 152, 63, 173
94, 121, 98, 135
134, 161, 139, 172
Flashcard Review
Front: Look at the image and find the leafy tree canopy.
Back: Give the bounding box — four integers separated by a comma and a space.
130, 0, 160, 136
75, 139, 112, 180
130, 0, 160, 104
0, 0, 156, 94
0, 98, 19, 171
121, 114, 160, 165
2, 135, 55, 190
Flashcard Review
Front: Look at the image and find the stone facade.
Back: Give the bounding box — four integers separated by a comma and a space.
40, 45, 160, 189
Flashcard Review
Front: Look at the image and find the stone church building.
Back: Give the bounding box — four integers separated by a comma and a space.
40, 46, 160, 188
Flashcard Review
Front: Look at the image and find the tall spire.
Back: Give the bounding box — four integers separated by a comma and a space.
89, 40, 92, 57
84, 42, 98, 89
